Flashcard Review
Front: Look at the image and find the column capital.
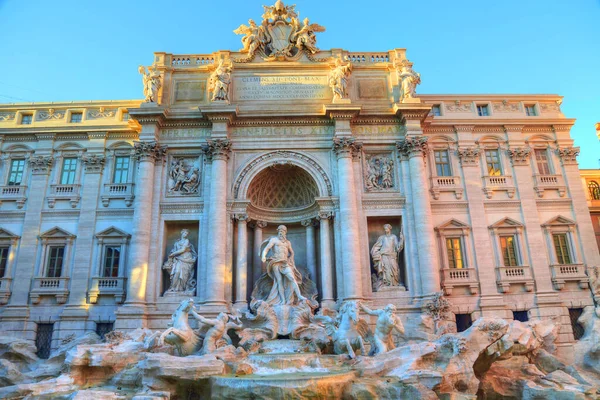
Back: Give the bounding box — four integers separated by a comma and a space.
233, 213, 250, 222
333, 137, 362, 159
556, 147, 580, 165
396, 136, 428, 159
301, 219, 316, 227
457, 147, 481, 167
134, 141, 167, 163
81, 154, 106, 174
206, 139, 232, 161
508, 147, 531, 166
318, 211, 334, 220
28, 155, 53, 175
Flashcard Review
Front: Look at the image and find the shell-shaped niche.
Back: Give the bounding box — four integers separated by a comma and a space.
247, 164, 318, 210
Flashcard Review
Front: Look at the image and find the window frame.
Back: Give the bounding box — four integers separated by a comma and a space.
0, 227, 20, 286
431, 104, 442, 116
445, 236, 465, 269
542, 216, 581, 266
434, 149, 452, 177
552, 233, 573, 265
525, 104, 537, 116
484, 148, 503, 176
499, 234, 520, 267
435, 219, 474, 271
534, 148, 552, 175
488, 217, 529, 269
66, 109, 85, 124
112, 155, 131, 184
94, 226, 130, 279
476, 104, 490, 117
60, 157, 78, 185
37, 227, 75, 279
45, 245, 66, 278
588, 180, 600, 200
7, 158, 26, 186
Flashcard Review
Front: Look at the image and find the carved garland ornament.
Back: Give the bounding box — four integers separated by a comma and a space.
457, 147, 481, 166
134, 141, 167, 163
81, 154, 106, 173
508, 147, 531, 166
396, 136, 428, 158
28, 155, 53, 174
38, 109, 65, 120
233, 151, 333, 198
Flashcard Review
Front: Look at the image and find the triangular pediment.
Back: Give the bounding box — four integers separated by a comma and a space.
489, 217, 524, 229
436, 218, 470, 231
0, 227, 20, 239
95, 226, 131, 239
39, 226, 75, 239
542, 215, 576, 227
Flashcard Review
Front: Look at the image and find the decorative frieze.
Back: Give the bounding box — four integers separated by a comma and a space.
508, 147, 531, 166
87, 107, 116, 119
332, 137, 362, 159
38, 109, 65, 120
0, 112, 15, 122
556, 147, 580, 165
134, 141, 167, 163
28, 155, 53, 174
445, 101, 472, 113
492, 101, 520, 113
396, 136, 428, 159
206, 139, 232, 161
81, 154, 106, 173
363, 153, 395, 191
457, 147, 480, 166
539, 102, 561, 113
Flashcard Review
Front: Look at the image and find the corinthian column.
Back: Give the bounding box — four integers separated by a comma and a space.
125, 141, 166, 306
234, 213, 249, 310
397, 136, 440, 295
333, 137, 364, 300
204, 139, 231, 306
318, 211, 335, 308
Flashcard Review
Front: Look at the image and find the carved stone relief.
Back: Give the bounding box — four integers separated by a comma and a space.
38, 109, 65, 120
0, 112, 15, 122
446, 101, 472, 113
87, 107, 116, 119
167, 156, 201, 196
556, 147, 580, 165
363, 154, 395, 191
508, 147, 531, 166
492, 101, 520, 113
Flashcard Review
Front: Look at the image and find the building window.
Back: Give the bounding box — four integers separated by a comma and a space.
60, 158, 77, 185
513, 310, 529, 322
121, 111, 129, 121
95, 322, 114, 340
46, 246, 65, 278
35, 323, 54, 359
113, 156, 130, 184
535, 149, 551, 175
21, 114, 33, 125
455, 313, 473, 332
477, 104, 489, 116
446, 237, 464, 269
103, 246, 121, 278
7, 159, 26, 186
0, 246, 9, 278
588, 181, 600, 200
69, 112, 83, 123
485, 149, 502, 176
432, 104, 441, 116
568, 308, 585, 340
525, 105, 537, 116
434, 150, 452, 176
500, 235, 519, 266
553, 233, 572, 265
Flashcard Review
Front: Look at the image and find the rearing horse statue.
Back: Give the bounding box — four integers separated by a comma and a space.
158, 298, 200, 356
328, 301, 370, 359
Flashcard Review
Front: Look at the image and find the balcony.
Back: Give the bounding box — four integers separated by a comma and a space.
430, 176, 463, 200
30, 277, 70, 304
533, 174, 566, 198
89, 276, 127, 304
0, 185, 27, 209
550, 264, 588, 290
496, 266, 534, 293
0, 277, 12, 304
441, 268, 479, 295
48, 184, 81, 208
482, 175, 516, 199
101, 183, 134, 207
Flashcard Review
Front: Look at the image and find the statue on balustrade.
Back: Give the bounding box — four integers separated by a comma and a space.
371, 224, 404, 290
138, 65, 162, 103
328, 57, 352, 102
163, 229, 197, 295
208, 60, 232, 103
398, 61, 421, 101
359, 302, 405, 355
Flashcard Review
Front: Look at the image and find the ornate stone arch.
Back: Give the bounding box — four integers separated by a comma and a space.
234, 151, 333, 199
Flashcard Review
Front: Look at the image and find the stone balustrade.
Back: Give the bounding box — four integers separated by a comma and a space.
30, 277, 70, 304
429, 175, 463, 200
441, 268, 479, 295
101, 182, 135, 207
496, 265, 534, 293
0, 277, 11, 304
550, 264, 589, 290
89, 276, 127, 304
482, 175, 516, 199
0, 185, 27, 208
48, 184, 81, 208
533, 174, 566, 197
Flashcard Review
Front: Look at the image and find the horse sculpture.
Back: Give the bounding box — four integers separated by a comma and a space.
319, 301, 370, 359
158, 298, 200, 356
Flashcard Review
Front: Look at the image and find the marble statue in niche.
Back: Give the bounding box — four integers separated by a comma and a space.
168, 158, 200, 195
163, 229, 197, 295
364, 154, 394, 191
371, 224, 404, 290
398, 61, 421, 102
208, 60, 232, 103
258, 225, 307, 305
138, 65, 162, 103
328, 57, 352, 102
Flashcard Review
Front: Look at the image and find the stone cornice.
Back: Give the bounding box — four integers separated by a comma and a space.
128, 106, 167, 127
323, 104, 361, 120
231, 117, 332, 127
393, 104, 431, 123
200, 105, 238, 123
503, 125, 525, 133
453, 125, 475, 134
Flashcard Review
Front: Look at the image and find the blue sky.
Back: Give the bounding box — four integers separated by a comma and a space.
1, 0, 598, 167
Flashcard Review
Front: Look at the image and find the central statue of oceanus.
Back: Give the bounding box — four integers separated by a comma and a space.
251, 225, 317, 308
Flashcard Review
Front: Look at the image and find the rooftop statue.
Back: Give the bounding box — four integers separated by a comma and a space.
208, 60, 232, 103
328, 58, 352, 102
291, 17, 326, 55
138, 65, 161, 103
398, 60, 421, 102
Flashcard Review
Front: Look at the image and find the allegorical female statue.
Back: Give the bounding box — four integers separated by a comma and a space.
208, 60, 232, 103
371, 224, 404, 289
398, 62, 421, 101
328, 57, 352, 101
163, 229, 197, 295
138, 65, 162, 103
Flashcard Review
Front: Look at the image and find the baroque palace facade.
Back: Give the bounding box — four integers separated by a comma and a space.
0, 2, 598, 358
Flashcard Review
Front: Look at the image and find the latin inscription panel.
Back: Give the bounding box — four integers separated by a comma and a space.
234, 75, 330, 101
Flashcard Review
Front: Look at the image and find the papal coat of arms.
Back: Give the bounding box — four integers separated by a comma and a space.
234, 0, 325, 61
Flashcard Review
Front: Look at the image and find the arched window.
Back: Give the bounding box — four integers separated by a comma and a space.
588, 181, 600, 200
